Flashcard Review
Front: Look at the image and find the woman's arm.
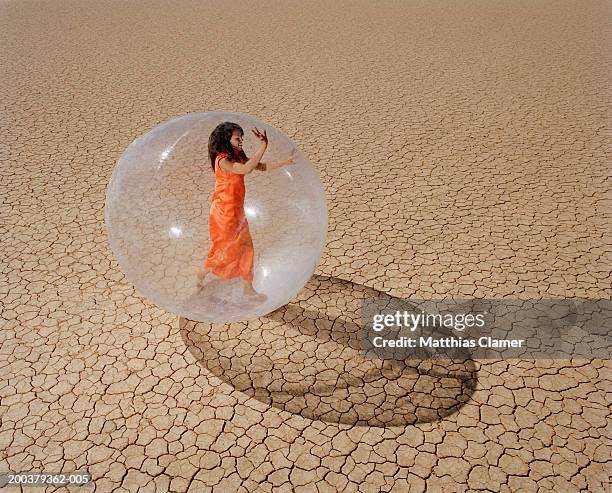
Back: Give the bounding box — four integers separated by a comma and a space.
256, 149, 297, 172
220, 146, 265, 175
219, 128, 268, 175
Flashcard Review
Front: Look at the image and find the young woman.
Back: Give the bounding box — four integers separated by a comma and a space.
196, 121, 296, 300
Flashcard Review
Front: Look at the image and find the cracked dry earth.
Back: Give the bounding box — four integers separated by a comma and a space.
1, 0, 610, 492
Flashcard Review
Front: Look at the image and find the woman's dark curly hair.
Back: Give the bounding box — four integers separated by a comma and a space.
208, 121, 248, 171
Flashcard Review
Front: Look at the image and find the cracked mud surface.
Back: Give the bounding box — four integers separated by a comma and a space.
1, 0, 610, 491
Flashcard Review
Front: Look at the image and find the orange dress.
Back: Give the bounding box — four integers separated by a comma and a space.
204, 151, 254, 282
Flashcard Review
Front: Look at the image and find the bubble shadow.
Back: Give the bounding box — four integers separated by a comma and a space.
180, 274, 480, 427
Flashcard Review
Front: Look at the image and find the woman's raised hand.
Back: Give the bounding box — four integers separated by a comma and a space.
252, 127, 268, 146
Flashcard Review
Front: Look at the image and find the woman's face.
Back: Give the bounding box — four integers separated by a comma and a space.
230, 130, 243, 151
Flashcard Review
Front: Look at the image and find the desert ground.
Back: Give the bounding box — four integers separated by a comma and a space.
1, 0, 610, 491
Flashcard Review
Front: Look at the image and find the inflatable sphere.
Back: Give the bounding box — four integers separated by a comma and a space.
105, 112, 327, 322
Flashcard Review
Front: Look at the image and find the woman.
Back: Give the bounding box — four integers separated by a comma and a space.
196, 121, 296, 301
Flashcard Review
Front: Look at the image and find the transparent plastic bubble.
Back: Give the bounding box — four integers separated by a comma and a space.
105, 112, 328, 322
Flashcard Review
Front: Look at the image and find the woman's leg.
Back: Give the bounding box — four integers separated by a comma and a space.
242, 280, 266, 301
196, 266, 211, 288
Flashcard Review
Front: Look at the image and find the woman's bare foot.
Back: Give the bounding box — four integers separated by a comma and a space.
196, 268, 209, 288
243, 282, 267, 302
